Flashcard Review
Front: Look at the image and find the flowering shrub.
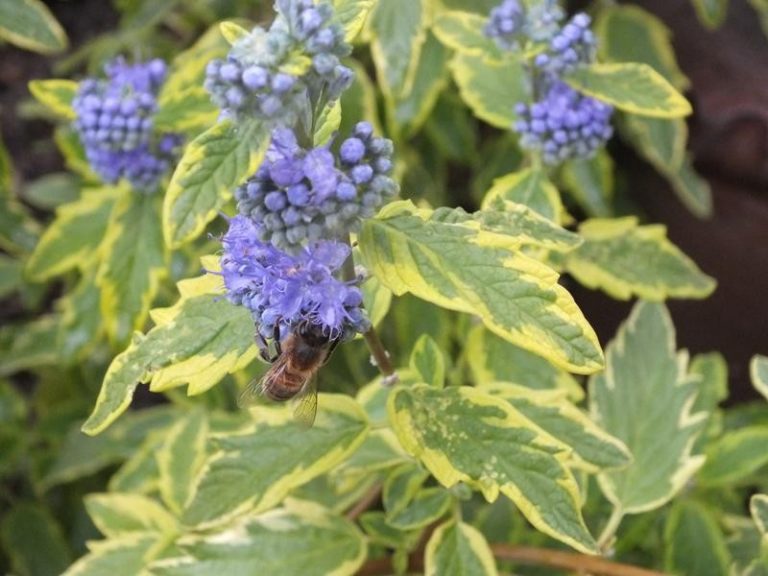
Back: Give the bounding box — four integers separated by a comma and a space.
2, 0, 768, 574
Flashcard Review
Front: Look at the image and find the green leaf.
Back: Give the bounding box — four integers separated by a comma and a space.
698, 426, 768, 486
62, 533, 162, 576
26, 188, 119, 281
28, 79, 77, 119
425, 520, 499, 576
564, 217, 716, 300
450, 52, 525, 129
181, 394, 369, 529
751, 494, 768, 537
465, 325, 584, 401
218, 20, 248, 44
482, 166, 563, 222
84, 493, 177, 538
482, 383, 632, 472
97, 191, 167, 345
386, 487, 452, 531
393, 31, 450, 134
360, 511, 420, 550
22, 172, 80, 209
388, 385, 598, 553
409, 334, 446, 388
154, 86, 219, 135
333, 0, 375, 42
433, 10, 505, 60
590, 302, 707, 514
152, 502, 367, 576
565, 63, 692, 118
383, 463, 429, 519
0, 316, 59, 376
664, 500, 731, 576
0, 255, 22, 299
367, 0, 427, 99
314, 101, 342, 146
667, 156, 714, 219
751, 355, 768, 401
360, 201, 603, 374
560, 151, 614, 218
361, 273, 391, 328
595, 5, 689, 90
57, 271, 104, 359
109, 431, 165, 494
0, 501, 72, 576
157, 409, 209, 514
163, 119, 268, 248
690, 0, 729, 28
43, 407, 178, 488
82, 268, 256, 435
0, 0, 68, 53
690, 352, 728, 422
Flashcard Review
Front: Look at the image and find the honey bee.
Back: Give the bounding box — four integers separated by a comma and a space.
238, 321, 340, 427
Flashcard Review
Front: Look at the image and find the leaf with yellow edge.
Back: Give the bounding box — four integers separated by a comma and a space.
26, 187, 120, 281
590, 302, 708, 514
219, 21, 248, 44
157, 409, 209, 515
750, 355, 768, 401
450, 52, 526, 129
151, 502, 367, 576
410, 334, 446, 388
564, 217, 716, 301
84, 493, 177, 538
181, 395, 369, 529
366, 0, 427, 99
97, 191, 167, 346
465, 325, 584, 401
482, 166, 563, 223
388, 385, 598, 553
333, 0, 376, 43
163, 119, 269, 248
28, 79, 77, 119
82, 259, 256, 436
480, 382, 632, 473
0, 0, 68, 54
62, 533, 164, 576
425, 520, 499, 576
359, 201, 603, 374
433, 10, 506, 61
566, 63, 692, 118
751, 494, 768, 537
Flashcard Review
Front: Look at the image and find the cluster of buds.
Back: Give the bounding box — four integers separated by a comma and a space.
72, 58, 181, 190
485, 1, 613, 165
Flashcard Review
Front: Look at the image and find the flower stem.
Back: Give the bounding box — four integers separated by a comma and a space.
597, 506, 625, 552
341, 234, 397, 381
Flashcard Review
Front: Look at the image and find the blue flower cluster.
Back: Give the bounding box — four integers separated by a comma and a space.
72, 58, 181, 190
514, 81, 613, 164
484, 0, 563, 49
221, 215, 369, 340
234, 123, 397, 250
484, 0, 613, 164
534, 13, 596, 75
204, 0, 352, 122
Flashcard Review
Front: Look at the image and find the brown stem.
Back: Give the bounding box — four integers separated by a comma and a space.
346, 484, 382, 521
356, 544, 668, 576
340, 234, 396, 380
490, 545, 668, 576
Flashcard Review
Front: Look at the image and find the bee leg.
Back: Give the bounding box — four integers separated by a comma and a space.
322, 337, 341, 366
256, 331, 278, 363
273, 324, 283, 356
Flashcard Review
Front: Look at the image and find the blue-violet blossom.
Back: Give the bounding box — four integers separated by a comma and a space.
72, 57, 181, 190
514, 80, 613, 164
220, 214, 369, 340
204, 0, 352, 122
234, 122, 398, 250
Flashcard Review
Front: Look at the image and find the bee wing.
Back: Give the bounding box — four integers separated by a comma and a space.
292, 378, 318, 428
237, 375, 266, 408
